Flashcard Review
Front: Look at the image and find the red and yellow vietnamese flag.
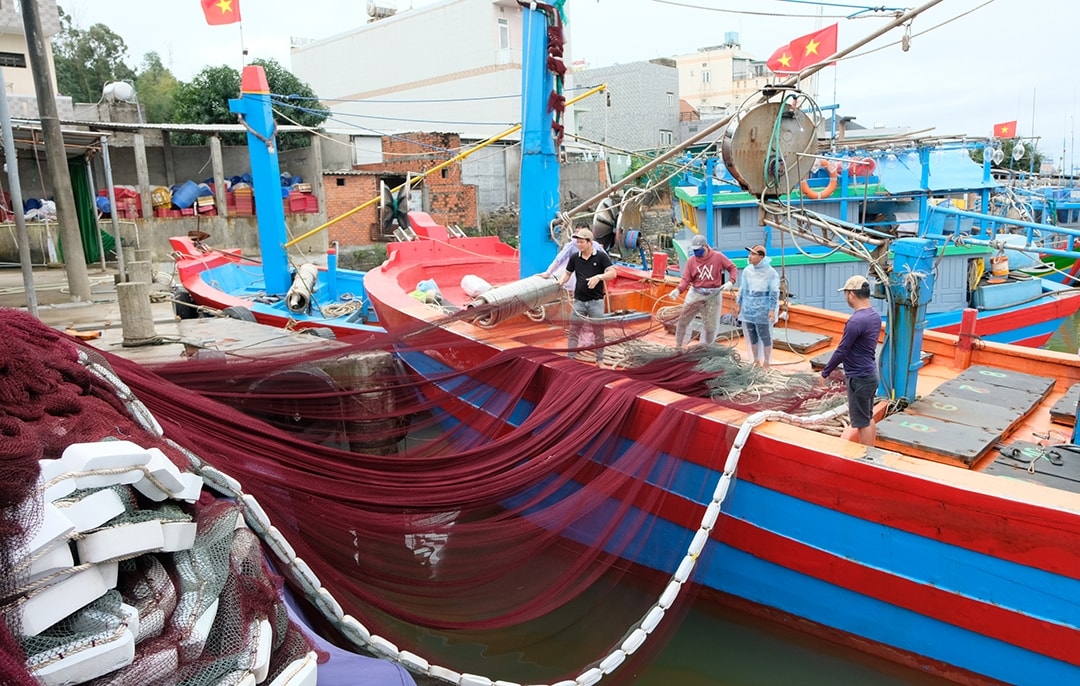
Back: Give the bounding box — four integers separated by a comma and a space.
992, 120, 1017, 138
789, 24, 838, 70
767, 24, 839, 73
766, 43, 799, 73
201, 0, 241, 25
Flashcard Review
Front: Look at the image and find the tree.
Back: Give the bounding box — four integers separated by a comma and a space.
134, 52, 178, 123
52, 7, 136, 103
172, 59, 329, 149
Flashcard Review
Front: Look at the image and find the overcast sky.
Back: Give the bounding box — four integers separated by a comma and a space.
57, 0, 1078, 168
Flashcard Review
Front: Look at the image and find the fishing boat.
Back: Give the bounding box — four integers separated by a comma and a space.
667, 125, 1080, 348
356, 2, 1080, 683
168, 234, 385, 339
993, 181, 1080, 285
167, 66, 384, 340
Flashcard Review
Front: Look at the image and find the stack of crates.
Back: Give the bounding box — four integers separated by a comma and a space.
233, 186, 254, 216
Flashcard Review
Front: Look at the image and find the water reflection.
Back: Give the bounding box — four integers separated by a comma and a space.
1048, 310, 1080, 354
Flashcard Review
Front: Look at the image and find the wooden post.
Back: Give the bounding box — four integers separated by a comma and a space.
954, 308, 977, 370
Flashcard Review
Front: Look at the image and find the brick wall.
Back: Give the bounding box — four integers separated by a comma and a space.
322, 174, 379, 248
355, 132, 478, 232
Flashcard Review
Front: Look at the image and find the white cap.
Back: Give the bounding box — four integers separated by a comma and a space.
839, 275, 870, 292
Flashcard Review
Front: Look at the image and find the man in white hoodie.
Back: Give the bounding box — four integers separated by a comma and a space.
735, 245, 781, 368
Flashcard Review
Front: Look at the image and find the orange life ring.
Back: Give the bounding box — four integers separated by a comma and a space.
800, 167, 838, 199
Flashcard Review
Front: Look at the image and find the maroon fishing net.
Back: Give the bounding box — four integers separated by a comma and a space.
0, 309, 313, 685
0, 305, 839, 683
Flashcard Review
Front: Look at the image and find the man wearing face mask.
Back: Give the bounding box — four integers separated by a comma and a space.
669, 234, 738, 349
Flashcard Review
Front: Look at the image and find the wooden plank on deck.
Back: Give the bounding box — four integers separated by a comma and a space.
877, 365, 1054, 467
772, 327, 832, 354
876, 414, 1001, 466
1050, 383, 1080, 427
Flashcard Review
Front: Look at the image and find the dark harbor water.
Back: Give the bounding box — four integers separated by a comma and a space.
370, 549, 953, 686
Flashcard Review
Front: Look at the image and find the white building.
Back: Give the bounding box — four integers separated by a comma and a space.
290, 0, 575, 148
0, 0, 66, 118
674, 33, 772, 120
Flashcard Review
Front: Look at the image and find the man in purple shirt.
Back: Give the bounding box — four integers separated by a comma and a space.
821, 275, 881, 446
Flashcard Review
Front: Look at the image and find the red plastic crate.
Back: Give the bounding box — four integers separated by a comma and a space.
288, 191, 306, 212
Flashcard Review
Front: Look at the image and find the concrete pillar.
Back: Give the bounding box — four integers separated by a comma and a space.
310, 133, 324, 217
117, 281, 156, 346
127, 260, 152, 285
133, 132, 152, 220
210, 136, 228, 217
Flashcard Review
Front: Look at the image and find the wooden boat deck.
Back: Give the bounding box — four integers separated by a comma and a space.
370, 251, 1080, 498
877, 366, 1054, 467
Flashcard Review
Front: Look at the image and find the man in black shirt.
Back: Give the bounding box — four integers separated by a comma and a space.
557, 228, 616, 366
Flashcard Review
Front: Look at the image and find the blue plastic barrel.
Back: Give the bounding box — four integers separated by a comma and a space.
171, 180, 200, 209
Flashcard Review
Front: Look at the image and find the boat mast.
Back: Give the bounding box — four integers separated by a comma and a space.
518, 2, 560, 278
230, 66, 292, 295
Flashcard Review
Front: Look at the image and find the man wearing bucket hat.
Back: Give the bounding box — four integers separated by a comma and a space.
557, 227, 616, 366
668, 234, 738, 349
821, 275, 881, 446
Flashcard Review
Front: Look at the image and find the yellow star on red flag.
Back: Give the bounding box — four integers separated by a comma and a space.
201, 0, 241, 26
767, 24, 838, 74
992, 120, 1017, 139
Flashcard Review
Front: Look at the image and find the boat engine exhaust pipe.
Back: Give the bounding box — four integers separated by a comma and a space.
466, 275, 560, 327
286, 262, 320, 313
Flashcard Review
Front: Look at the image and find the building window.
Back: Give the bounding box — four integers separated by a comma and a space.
497, 17, 511, 65
498, 18, 510, 50
666, 91, 674, 106
659, 130, 673, 146
336, 177, 346, 186
0, 52, 27, 68
351, 136, 382, 166
701, 70, 711, 85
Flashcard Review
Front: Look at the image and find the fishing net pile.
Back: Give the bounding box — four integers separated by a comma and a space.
0, 304, 843, 683
0, 309, 316, 685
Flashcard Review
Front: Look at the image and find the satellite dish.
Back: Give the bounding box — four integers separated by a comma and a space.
992, 149, 1005, 165
102, 81, 136, 103
1012, 142, 1025, 160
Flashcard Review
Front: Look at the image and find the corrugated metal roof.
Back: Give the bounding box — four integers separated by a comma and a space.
4, 122, 110, 157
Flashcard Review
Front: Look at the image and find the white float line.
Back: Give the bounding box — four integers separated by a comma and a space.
91, 348, 852, 686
